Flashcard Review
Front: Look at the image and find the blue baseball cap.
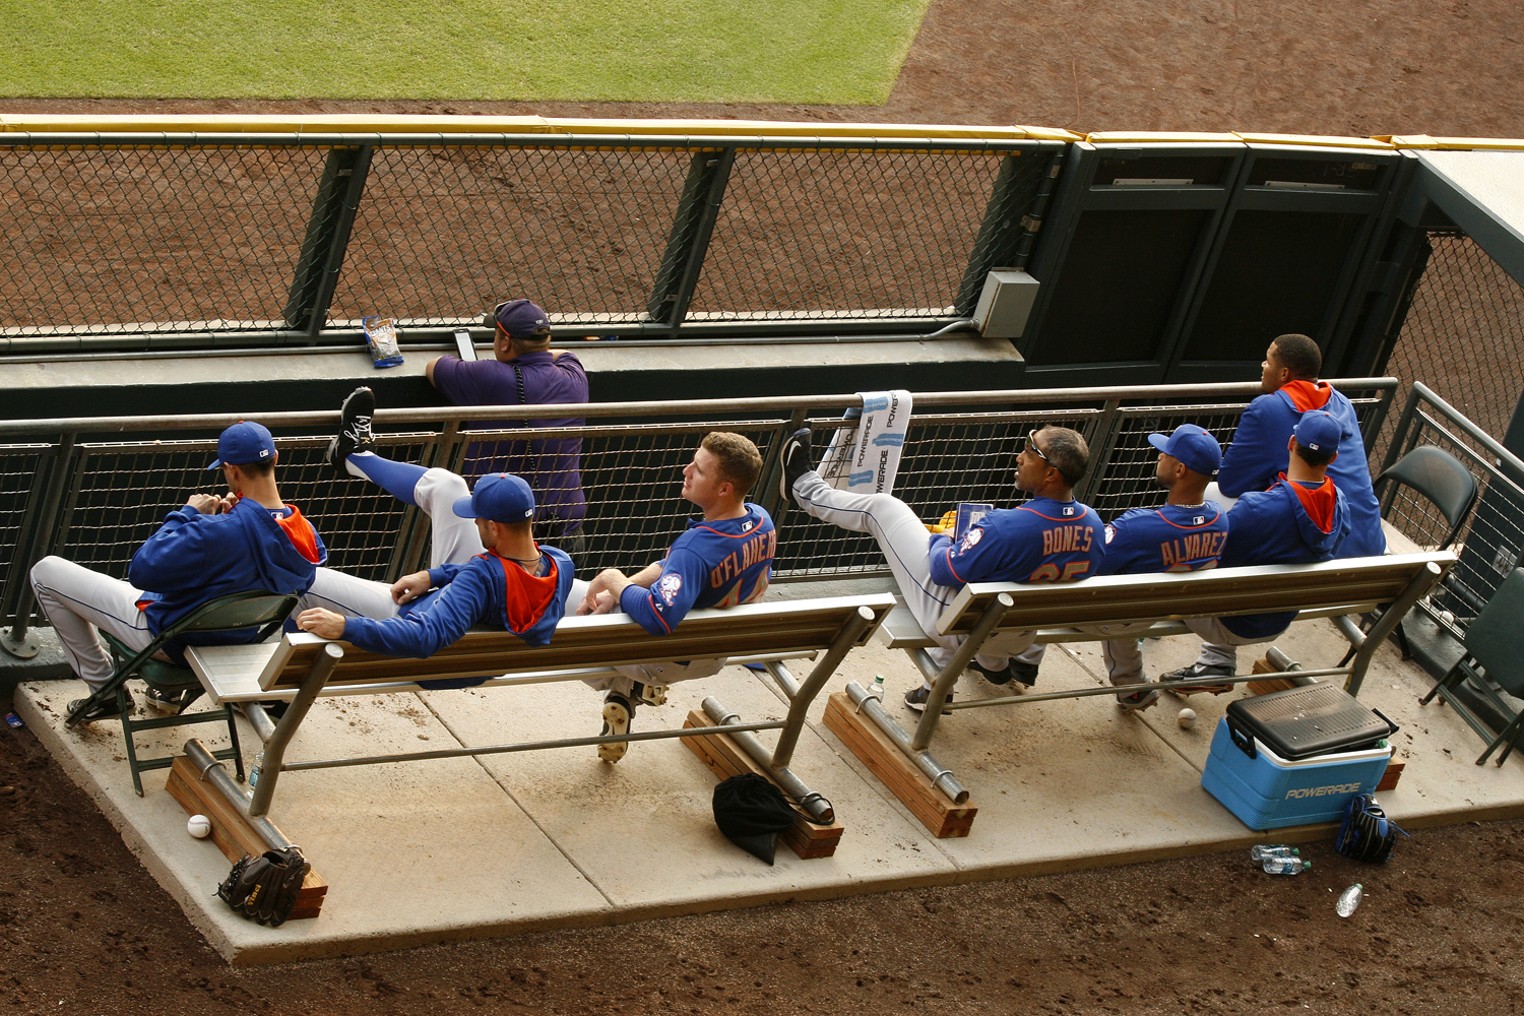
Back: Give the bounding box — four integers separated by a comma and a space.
494, 299, 551, 341
1294, 410, 1344, 453
452, 473, 535, 523
1147, 424, 1222, 477
206, 421, 276, 470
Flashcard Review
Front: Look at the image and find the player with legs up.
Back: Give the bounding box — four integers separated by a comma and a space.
294, 388, 573, 659
779, 424, 1104, 713
572, 432, 776, 762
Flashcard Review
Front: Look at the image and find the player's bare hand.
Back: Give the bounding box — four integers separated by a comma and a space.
186, 493, 223, 514
296, 608, 346, 640
391, 571, 432, 605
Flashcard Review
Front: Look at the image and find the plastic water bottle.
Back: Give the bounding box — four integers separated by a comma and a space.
1336, 883, 1364, 917
1262, 855, 1311, 875
249, 752, 264, 790
864, 675, 886, 702
1249, 844, 1299, 862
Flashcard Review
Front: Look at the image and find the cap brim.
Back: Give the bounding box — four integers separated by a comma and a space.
1146, 433, 1171, 456
205, 458, 224, 471
451, 494, 477, 519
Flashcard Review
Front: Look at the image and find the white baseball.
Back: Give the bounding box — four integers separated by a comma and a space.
1177, 707, 1197, 729
187, 814, 212, 839
1438, 610, 1456, 625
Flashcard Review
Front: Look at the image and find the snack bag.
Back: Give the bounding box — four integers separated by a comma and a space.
362, 315, 404, 368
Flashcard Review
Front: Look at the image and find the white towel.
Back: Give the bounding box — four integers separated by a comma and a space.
818, 390, 913, 496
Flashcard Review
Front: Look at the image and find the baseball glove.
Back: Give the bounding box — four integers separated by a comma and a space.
216, 846, 309, 926
1333, 794, 1405, 863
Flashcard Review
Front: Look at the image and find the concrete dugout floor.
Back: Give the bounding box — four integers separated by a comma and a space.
14, 614, 1524, 965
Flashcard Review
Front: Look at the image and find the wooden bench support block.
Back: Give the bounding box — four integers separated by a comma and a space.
822, 692, 977, 838
166, 756, 327, 920
1247, 656, 1298, 696
1375, 760, 1406, 792
680, 712, 844, 859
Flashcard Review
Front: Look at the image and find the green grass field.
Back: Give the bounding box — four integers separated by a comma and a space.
2, 1, 928, 104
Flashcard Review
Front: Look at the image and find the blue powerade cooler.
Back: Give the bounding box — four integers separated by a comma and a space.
1201, 683, 1397, 831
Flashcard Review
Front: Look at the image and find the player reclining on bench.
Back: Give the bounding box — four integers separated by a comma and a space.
779, 424, 1103, 713
1158, 409, 1351, 689
31, 420, 327, 721
293, 388, 574, 667
570, 431, 776, 762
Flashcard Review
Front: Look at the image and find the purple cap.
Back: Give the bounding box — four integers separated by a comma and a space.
1147, 424, 1222, 477
453, 473, 535, 523
206, 421, 276, 470
1294, 410, 1344, 452
494, 299, 551, 341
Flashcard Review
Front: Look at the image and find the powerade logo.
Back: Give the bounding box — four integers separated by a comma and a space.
1284, 782, 1363, 800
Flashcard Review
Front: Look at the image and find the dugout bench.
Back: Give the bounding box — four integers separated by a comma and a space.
183, 594, 894, 851
824, 551, 1454, 836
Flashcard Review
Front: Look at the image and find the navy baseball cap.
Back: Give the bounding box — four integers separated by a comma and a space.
1147, 424, 1222, 477
1294, 410, 1343, 452
453, 473, 535, 523
493, 299, 551, 341
206, 421, 276, 470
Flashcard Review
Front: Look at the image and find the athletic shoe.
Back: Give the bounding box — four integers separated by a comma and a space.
903, 685, 953, 714
778, 427, 813, 507
1115, 685, 1161, 712
969, 658, 1039, 689
67, 691, 135, 723
143, 687, 192, 715
1160, 662, 1234, 696
629, 681, 668, 707
326, 386, 377, 476
599, 693, 634, 763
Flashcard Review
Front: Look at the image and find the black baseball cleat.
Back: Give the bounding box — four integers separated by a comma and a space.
67, 691, 135, 724
598, 692, 635, 763
779, 427, 813, 507
327, 386, 377, 476
1161, 662, 1234, 696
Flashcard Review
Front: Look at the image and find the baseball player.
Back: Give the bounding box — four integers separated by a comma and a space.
779, 424, 1104, 713
572, 431, 776, 762
31, 420, 327, 720
1215, 332, 1384, 556
1096, 424, 1231, 710
1163, 410, 1351, 684
295, 388, 574, 661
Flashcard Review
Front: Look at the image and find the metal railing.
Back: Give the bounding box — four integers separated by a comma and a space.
0, 379, 1399, 650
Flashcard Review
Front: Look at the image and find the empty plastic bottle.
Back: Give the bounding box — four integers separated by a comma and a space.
249, 751, 264, 790
1262, 855, 1311, 875
1336, 883, 1364, 917
864, 675, 887, 702
1249, 844, 1299, 862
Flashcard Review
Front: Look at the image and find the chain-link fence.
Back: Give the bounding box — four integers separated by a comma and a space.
0, 379, 1398, 640
0, 130, 1061, 349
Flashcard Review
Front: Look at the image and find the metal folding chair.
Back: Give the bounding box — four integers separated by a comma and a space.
64, 590, 300, 796
1419, 568, 1524, 766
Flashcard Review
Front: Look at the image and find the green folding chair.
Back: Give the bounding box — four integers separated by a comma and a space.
64, 590, 300, 796
1419, 568, 1524, 766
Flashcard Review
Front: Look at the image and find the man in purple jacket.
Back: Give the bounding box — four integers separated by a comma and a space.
428, 299, 589, 554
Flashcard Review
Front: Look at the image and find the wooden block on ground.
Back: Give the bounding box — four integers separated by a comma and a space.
821, 691, 977, 838
166, 756, 327, 920
681, 711, 844, 859
1375, 760, 1406, 792
1247, 656, 1298, 695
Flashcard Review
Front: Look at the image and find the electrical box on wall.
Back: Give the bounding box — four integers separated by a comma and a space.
973, 269, 1040, 338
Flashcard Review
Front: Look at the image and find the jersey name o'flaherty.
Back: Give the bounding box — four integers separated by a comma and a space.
622, 504, 777, 635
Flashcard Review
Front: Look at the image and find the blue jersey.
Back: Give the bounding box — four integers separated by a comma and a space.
343, 546, 574, 659
621, 503, 776, 636
929, 496, 1104, 587
1217, 381, 1384, 557
1220, 476, 1349, 638
1099, 502, 1229, 576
